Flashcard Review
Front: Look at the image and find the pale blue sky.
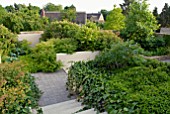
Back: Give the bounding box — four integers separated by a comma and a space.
0, 0, 169, 13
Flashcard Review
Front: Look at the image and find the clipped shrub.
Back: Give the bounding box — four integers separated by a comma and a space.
49, 38, 78, 54
0, 62, 41, 113
75, 26, 99, 51
95, 30, 122, 50
41, 20, 80, 41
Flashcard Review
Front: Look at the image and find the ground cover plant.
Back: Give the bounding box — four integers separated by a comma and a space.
67, 41, 170, 114
0, 62, 41, 114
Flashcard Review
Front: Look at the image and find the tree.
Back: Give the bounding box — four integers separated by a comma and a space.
119, 0, 135, 15
100, 9, 109, 20
159, 3, 170, 27
62, 5, 77, 22
44, 3, 63, 11
0, 5, 7, 23
121, 0, 159, 44
104, 5, 125, 31
5, 5, 15, 12
153, 7, 159, 18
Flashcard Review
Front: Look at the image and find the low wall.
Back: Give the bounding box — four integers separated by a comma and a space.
56, 51, 100, 72
18, 31, 43, 47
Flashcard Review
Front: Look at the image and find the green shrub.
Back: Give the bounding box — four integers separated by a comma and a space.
20, 41, 62, 73
67, 40, 170, 113
75, 26, 99, 51
49, 38, 78, 54
106, 64, 170, 114
0, 25, 17, 56
95, 30, 122, 50
94, 41, 143, 69
41, 20, 80, 41
0, 62, 41, 113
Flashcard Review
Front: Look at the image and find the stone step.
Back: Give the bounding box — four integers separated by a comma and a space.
76, 108, 108, 114
42, 99, 82, 114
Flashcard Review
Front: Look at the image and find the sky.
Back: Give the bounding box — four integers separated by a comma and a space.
0, 0, 170, 13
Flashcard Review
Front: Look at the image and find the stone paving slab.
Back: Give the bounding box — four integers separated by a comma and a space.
32, 69, 75, 106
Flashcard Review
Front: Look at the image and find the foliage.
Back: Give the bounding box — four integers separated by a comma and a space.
67, 40, 170, 113
1, 13, 24, 33
61, 5, 77, 22
14, 40, 32, 56
44, 3, 63, 11
1, 3, 49, 33
104, 5, 125, 31
41, 20, 121, 51
143, 35, 170, 56
0, 25, 17, 57
85, 20, 99, 30
95, 30, 122, 50
41, 21, 80, 41
100, 9, 109, 21
94, 41, 143, 69
0, 62, 41, 113
121, 0, 159, 44
74, 26, 99, 51
159, 3, 170, 27
21, 41, 62, 73
119, 0, 135, 15
49, 38, 78, 54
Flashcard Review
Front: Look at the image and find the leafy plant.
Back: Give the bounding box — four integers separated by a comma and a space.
0, 62, 41, 113
41, 20, 80, 41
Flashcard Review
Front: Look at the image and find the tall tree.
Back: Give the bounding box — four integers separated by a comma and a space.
62, 5, 77, 22
119, 0, 135, 15
44, 3, 63, 11
122, 0, 159, 45
100, 9, 109, 20
104, 5, 125, 31
159, 3, 170, 27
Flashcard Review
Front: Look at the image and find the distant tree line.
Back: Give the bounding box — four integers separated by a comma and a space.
152, 3, 170, 28
0, 3, 77, 33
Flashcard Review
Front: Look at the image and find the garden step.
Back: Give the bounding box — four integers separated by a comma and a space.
41, 99, 83, 114
76, 108, 108, 114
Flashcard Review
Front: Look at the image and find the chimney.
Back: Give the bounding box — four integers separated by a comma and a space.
41, 9, 45, 17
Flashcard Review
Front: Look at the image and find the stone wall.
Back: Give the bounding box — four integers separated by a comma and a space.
56, 51, 100, 72
18, 31, 43, 47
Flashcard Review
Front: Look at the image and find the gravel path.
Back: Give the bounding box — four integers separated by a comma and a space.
32, 69, 75, 106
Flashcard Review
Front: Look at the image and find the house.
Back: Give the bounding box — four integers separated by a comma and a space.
40, 9, 104, 24
87, 13, 105, 23
41, 9, 86, 24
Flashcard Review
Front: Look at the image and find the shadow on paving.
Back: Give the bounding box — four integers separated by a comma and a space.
32, 69, 75, 106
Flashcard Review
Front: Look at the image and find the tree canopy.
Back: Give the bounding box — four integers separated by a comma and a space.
44, 3, 63, 11
121, 0, 159, 43
104, 5, 125, 31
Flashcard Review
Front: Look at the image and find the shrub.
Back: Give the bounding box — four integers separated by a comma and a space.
67, 40, 170, 113
0, 25, 17, 56
75, 26, 99, 51
49, 38, 78, 54
20, 41, 62, 73
0, 62, 41, 113
41, 20, 80, 41
95, 30, 122, 50
106, 64, 170, 113
94, 41, 143, 69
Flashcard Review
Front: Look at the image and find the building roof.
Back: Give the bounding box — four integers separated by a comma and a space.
42, 11, 86, 24
87, 13, 104, 22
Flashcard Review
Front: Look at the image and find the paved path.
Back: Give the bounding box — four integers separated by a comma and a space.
32, 69, 75, 106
